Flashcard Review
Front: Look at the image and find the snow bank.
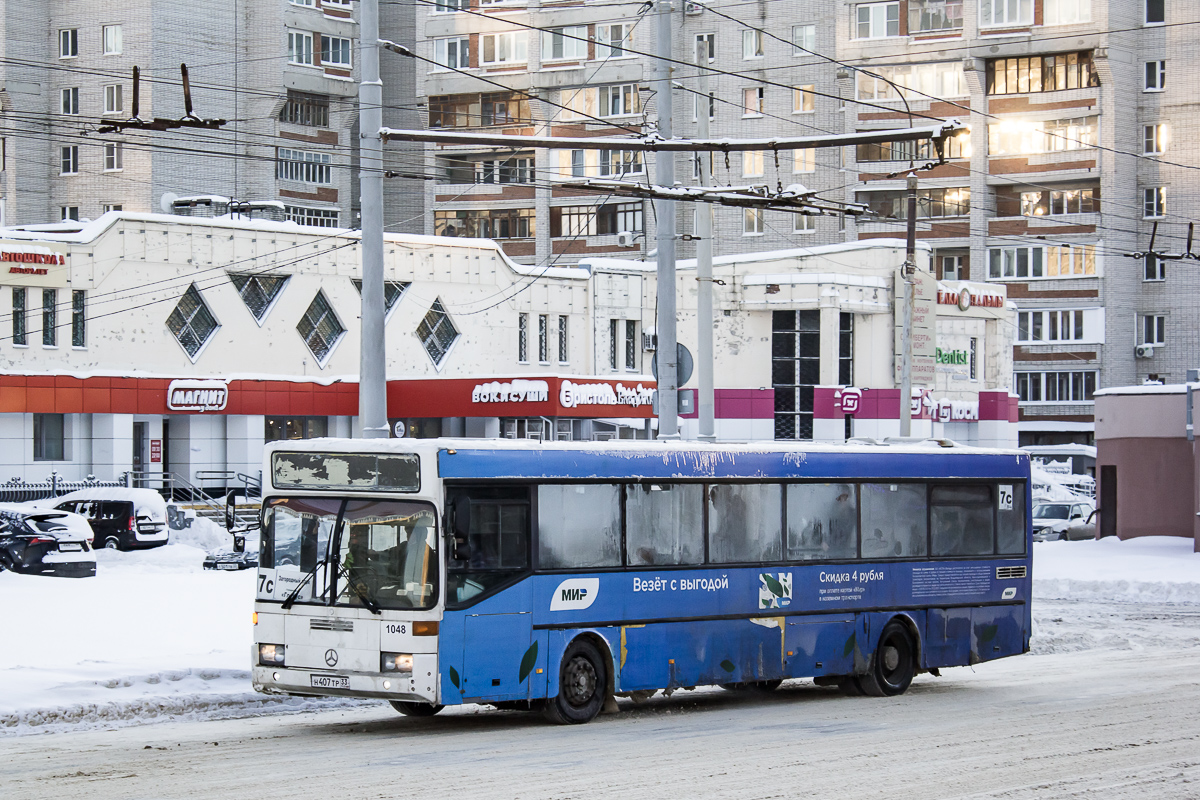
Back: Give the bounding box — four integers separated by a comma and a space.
1033, 535, 1200, 603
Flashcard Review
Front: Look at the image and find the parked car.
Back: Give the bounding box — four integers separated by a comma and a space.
0, 504, 96, 578
1063, 509, 1100, 541
203, 550, 260, 571
32, 488, 169, 551
1032, 500, 1096, 541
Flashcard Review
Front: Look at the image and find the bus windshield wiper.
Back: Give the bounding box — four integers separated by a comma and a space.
335, 561, 382, 615
280, 559, 327, 610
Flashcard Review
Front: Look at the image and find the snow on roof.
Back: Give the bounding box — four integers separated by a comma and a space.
1021, 444, 1097, 457
580, 238, 931, 273
1093, 383, 1193, 397
30, 488, 168, 517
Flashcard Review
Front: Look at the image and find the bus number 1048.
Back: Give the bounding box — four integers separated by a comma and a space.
386, 624, 407, 635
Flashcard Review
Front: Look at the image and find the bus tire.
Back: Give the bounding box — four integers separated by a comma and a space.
858, 620, 916, 697
544, 639, 607, 725
389, 701, 444, 717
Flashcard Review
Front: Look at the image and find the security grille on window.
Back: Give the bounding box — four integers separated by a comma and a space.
167, 285, 219, 358
743, 87, 764, 116
60, 29, 78, 58
104, 84, 123, 114
1144, 253, 1165, 281
909, 0, 963, 31
742, 29, 764, 58
297, 291, 345, 363
284, 206, 340, 227
597, 24, 632, 59
433, 37, 470, 69
981, 0, 1032, 26
43, 289, 58, 346
599, 84, 639, 116
103, 142, 123, 171
986, 52, 1099, 95
61, 88, 79, 115
12, 288, 26, 346
230, 274, 289, 321
288, 31, 314, 65
102, 25, 122, 55
281, 92, 330, 127
60, 146, 79, 175
773, 310, 820, 440
598, 150, 642, 176
857, 2, 900, 38
277, 148, 332, 184
351, 279, 409, 314
1145, 60, 1166, 91
624, 320, 637, 370
1016, 371, 1097, 403
609, 319, 619, 369
518, 313, 528, 362
1143, 314, 1166, 346
417, 299, 459, 366
538, 314, 549, 363
1144, 124, 1168, 154
543, 26, 587, 61
1144, 187, 1166, 218
481, 32, 527, 65
792, 25, 815, 53
321, 36, 352, 68
558, 315, 569, 362
71, 290, 86, 347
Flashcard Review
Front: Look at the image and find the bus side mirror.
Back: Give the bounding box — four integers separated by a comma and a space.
225, 490, 242, 531
451, 497, 471, 561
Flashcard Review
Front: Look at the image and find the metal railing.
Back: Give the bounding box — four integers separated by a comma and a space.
0, 473, 126, 503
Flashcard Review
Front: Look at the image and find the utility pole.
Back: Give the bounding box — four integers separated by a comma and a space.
358, 0, 389, 438
654, 0, 679, 439
695, 40, 715, 442
899, 171, 918, 438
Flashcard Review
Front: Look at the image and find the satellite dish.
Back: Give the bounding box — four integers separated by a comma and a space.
159, 192, 179, 214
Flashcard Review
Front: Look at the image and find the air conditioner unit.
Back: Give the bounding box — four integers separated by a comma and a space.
1135, 343, 1156, 358
642, 332, 657, 352
616, 230, 636, 248
684, 1, 705, 15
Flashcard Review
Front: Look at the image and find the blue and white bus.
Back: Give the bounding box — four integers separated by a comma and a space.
245, 438, 1031, 724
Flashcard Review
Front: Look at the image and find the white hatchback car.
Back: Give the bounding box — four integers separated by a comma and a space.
1032, 500, 1095, 541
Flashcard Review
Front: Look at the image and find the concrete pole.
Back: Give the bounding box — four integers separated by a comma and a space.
695, 41, 715, 442
899, 172, 917, 438
358, 0, 389, 438
654, 0, 679, 438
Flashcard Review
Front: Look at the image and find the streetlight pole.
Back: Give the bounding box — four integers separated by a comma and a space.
695, 40, 715, 442
653, 0, 679, 439
899, 171, 917, 438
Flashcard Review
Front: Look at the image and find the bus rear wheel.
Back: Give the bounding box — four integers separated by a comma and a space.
544, 639, 607, 725
389, 701, 444, 717
858, 621, 916, 697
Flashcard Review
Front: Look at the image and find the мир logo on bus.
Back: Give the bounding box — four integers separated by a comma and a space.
550, 578, 599, 611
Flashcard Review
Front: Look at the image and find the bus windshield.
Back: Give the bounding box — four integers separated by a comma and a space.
263, 497, 438, 610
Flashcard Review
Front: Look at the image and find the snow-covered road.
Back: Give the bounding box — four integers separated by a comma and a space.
2, 597, 1199, 799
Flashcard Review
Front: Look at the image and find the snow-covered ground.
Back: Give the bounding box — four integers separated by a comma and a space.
1, 535, 1197, 737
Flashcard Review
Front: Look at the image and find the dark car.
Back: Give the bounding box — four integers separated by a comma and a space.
0, 505, 96, 578
203, 550, 260, 571
40, 489, 169, 551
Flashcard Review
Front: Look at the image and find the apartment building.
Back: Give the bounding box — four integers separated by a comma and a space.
0, 1, 362, 230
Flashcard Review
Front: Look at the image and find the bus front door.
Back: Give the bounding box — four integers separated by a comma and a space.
461, 612, 535, 702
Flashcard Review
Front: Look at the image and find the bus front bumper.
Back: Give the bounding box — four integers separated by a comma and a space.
251, 657, 439, 703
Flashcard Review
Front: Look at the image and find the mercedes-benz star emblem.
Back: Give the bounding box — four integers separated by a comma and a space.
325, 649, 339, 667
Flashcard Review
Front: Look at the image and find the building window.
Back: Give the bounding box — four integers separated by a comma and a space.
61, 88, 79, 115
744, 208, 764, 235
860, 130, 971, 161
794, 213, 817, 233
596, 24, 633, 59
102, 204, 123, 213
543, 26, 587, 61
60, 146, 79, 175
42, 289, 57, 347
102, 25, 122, 55
839, 312, 854, 386
281, 91, 330, 127
1146, 0, 1165, 24
518, 313, 528, 362
742, 87, 764, 116
166, 285, 219, 359
71, 290, 86, 347
599, 84, 640, 117
60, 29, 78, 58
609, 319, 618, 370
793, 85, 815, 113
350, 279, 409, 316
103, 84, 123, 114
981, 0, 1032, 26
435, 208, 534, 238
987, 244, 1096, 279
230, 274, 289, 321
1144, 187, 1166, 218
598, 150, 642, 177
1043, 0, 1090, 24
1144, 253, 1165, 281
321, 36, 353, 68
1019, 187, 1100, 216
792, 24, 815, 53
103, 142, 123, 171
1016, 371, 1097, 403
538, 314, 549, 363
12, 288, 26, 346
909, 0, 963, 32
418, 299, 458, 366
1144, 123, 1168, 154
288, 31, 314, 65
985, 52, 1099, 95
1145, 60, 1166, 91
61, 206, 79, 221
277, 148, 332, 184
558, 315, 569, 363
433, 0, 469, 10
1143, 314, 1166, 345
856, 187, 970, 219
742, 150, 764, 177
988, 116, 1096, 154
773, 310, 820, 440
297, 291, 345, 364
695, 33, 715, 62
940, 254, 966, 280
794, 147, 815, 173
742, 29, 764, 58
33, 414, 65, 461
625, 319, 637, 370
1017, 309, 1087, 343
481, 32, 527, 65
284, 206, 340, 227
694, 91, 715, 120
856, 62, 966, 100
857, 2, 900, 38
481, 92, 527, 125
265, 416, 328, 441
433, 36, 470, 70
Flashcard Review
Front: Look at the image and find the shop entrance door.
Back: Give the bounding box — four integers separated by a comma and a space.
132, 422, 147, 486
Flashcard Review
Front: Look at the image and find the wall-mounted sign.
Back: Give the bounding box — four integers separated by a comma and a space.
895, 268, 937, 386
0, 241, 70, 287
560, 380, 655, 409
914, 390, 979, 422
471, 379, 550, 404
150, 439, 162, 463
937, 287, 1004, 310
167, 379, 229, 412
835, 387, 863, 415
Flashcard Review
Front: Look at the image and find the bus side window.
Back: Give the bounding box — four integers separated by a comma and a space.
446, 486, 531, 606
625, 484, 704, 566
930, 485, 995, 557
996, 482, 1027, 555
708, 484, 782, 564
860, 483, 927, 559
538, 484, 621, 569
787, 483, 858, 561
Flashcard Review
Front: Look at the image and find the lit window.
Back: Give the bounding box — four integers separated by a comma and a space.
742, 150, 764, 177
986, 52, 1099, 95
230, 274, 290, 321
793, 85, 815, 113
1144, 186, 1166, 218
857, 2, 900, 38
742, 29, 764, 58
297, 291, 345, 363
793, 148, 815, 173
102, 25, 122, 55
742, 87, 764, 116
856, 62, 966, 100
321, 36, 353, 68
1144, 123, 1168, 154
288, 31, 314, 65
417, 299, 459, 366
166, 285, 219, 359
1145, 60, 1166, 91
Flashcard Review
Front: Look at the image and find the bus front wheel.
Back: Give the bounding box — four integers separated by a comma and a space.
544, 639, 607, 725
389, 701, 444, 717
858, 621, 916, 697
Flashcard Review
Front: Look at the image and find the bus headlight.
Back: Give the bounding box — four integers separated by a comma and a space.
381, 652, 413, 673
259, 644, 286, 666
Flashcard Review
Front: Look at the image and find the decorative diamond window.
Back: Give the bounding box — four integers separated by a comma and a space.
166, 285, 219, 359
417, 298, 459, 366
297, 291, 345, 364
230, 273, 288, 322
351, 279, 410, 315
